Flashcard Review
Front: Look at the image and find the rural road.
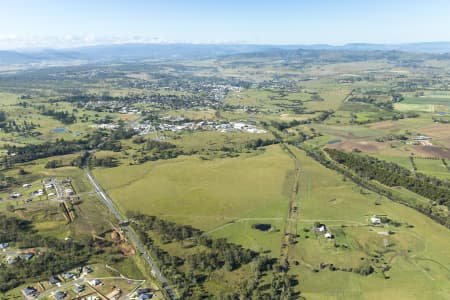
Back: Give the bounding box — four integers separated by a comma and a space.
84, 168, 178, 300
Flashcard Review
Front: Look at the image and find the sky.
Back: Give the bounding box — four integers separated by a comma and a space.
0, 0, 450, 49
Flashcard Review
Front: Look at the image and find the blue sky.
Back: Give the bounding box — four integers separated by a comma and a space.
0, 0, 450, 48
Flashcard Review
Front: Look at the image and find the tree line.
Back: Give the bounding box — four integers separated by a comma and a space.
325, 149, 450, 206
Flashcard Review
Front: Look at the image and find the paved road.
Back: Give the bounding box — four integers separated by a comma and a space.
84, 168, 178, 300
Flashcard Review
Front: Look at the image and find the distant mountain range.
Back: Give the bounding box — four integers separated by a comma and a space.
1, 42, 450, 67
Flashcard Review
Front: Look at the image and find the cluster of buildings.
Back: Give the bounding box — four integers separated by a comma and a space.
90, 123, 120, 130
130, 119, 267, 135
410, 135, 432, 146
21, 266, 94, 299
317, 224, 334, 239
4, 249, 35, 265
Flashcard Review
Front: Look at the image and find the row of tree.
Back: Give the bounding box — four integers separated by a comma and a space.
325, 148, 450, 206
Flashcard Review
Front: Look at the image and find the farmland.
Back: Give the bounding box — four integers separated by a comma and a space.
0, 47, 449, 299
93, 144, 293, 231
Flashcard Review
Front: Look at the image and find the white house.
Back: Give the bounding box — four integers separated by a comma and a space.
89, 279, 101, 286
11, 192, 21, 198
324, 232, 333, 239
370, 217, 381, 224
318, 225, 326, 232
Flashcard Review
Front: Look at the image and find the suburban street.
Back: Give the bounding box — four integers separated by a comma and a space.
84, 168, 178, 300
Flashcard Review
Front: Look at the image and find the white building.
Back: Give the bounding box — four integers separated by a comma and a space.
370, 217, 381, 224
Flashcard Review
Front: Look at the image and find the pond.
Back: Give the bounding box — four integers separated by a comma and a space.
252, 223, 272, 232
52, 127, 68, 133
327, 139, 342, 145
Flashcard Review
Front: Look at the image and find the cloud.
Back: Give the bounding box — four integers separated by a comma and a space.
0, 35, 169, 50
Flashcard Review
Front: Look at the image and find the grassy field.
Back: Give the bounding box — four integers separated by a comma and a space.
413, 157, 450, 180
288, 147, 450, 300
93, 145, 293, 231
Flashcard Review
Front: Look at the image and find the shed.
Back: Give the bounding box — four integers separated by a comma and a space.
324, 232, 333, 239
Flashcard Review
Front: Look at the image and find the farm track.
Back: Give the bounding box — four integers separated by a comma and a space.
279, 144, 301, 270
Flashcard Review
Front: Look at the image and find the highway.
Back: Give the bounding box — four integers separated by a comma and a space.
84, 168, 178, 300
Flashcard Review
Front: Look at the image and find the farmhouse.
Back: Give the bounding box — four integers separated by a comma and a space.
22, 183, 32, 188
370, 217, 382, 224
318, 225, 326, 232
0, 242, 9, 249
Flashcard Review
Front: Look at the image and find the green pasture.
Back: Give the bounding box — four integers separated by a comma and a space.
93, 145, 293, 230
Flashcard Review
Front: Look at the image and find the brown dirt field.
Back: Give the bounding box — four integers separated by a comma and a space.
411, 146, 450, 159
369, 121, 400, 130
326, 141, 389, 153
119, 241, 135, 256
417, 124, 450, 147
117, 114, 140, 121
327, 140, 450, 159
